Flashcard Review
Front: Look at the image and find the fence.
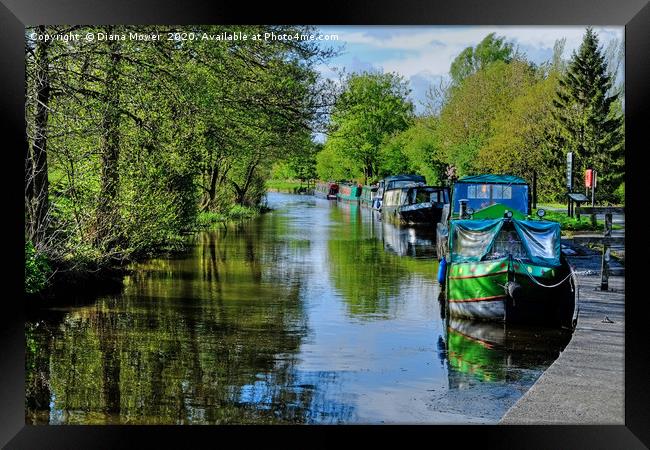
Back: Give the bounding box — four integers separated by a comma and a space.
573, 207, 624, 291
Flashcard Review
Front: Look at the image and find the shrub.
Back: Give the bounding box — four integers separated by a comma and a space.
614, 182, 625, 205
25, 241, 51, 293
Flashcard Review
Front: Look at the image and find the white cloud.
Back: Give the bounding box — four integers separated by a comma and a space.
328, 26, 623, 79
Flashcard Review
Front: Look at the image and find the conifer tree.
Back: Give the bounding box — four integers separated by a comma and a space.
553, 27, 624, 203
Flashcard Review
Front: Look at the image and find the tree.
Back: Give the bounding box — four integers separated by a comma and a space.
450, 33, 515, 85
24, 24, 336, 283
553, 27, 624, 203
320, 72, 414, 183
379, 117, 447, 184
439, 59, 535, 176
477, 71, 567, 201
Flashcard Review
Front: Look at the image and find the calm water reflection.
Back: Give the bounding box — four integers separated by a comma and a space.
26, 193, 571, 424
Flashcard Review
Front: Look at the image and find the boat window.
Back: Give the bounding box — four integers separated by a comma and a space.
491, 185, 512, 200
477, 184, 489, 199
414, 190, 429, 204
467, 185, 476, 199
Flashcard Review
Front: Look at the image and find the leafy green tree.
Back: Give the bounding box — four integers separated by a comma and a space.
24, 25, 336, 289
379, 117, 447, 184
439, 60, 535, 176
450, 33, 515, 85
478, 71, 568, 201
553, 27, 624, 203
320, 72, 414, 183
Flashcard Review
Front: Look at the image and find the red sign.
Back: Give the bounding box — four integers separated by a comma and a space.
585, 169, 594, 188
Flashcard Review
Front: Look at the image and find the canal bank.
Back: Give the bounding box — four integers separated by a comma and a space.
500, 242, 625, 424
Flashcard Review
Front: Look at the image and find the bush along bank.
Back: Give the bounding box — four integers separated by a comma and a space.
195, 204, 271, 230
26, 203, 274, 300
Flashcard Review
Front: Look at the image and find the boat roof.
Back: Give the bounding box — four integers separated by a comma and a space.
457, 174, 527, 185
385, 184, 448, 192
382, 174, 426, 182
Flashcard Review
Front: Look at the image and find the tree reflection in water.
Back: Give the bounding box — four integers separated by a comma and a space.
26, 193, 572, 424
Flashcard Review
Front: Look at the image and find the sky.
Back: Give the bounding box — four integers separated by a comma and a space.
314, 26, 624, 116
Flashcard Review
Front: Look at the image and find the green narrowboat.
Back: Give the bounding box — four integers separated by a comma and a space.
359, 185, 376, 207
337, 183, 362, 203
437, 174, 578, 328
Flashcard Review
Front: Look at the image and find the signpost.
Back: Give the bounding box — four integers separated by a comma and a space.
566, 152, 573, 217
585, 168, 597, 224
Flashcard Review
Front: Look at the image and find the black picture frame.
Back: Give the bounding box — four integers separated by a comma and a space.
2, 0, 648, 448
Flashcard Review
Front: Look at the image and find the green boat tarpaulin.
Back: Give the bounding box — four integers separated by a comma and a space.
512, 219, 561, 267
450, 219, 504, 263
450, 218, 561, 267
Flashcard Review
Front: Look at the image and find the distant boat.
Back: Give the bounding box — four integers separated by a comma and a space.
381, 184, 450, 226
372, 174, 426, 211
336, 183, 362, 203
314, 181, 339, 200
359, 185, 376, 207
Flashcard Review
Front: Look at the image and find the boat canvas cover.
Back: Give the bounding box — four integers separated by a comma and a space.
450, 218, 561, 267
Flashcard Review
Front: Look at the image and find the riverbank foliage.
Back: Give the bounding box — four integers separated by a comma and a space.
315, 29, 624, 204
25, 241, 51, 294
25, 25, 336, 291
196, 206, 263, 229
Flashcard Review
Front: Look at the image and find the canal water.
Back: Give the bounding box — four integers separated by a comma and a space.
26, 192, 572, 424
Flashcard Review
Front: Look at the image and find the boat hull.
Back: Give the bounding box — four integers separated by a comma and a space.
337, 184, 362, 202
446, 257, 576, 327
382, 202, 444, 225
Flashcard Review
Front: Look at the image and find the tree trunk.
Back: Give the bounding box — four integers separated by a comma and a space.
233, 159, 259, 206
28, 25, 51, 246
96, 33, 122, 248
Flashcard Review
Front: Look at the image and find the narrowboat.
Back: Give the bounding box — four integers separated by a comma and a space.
337, 183, 362, 203
359, 185, 376, 207
381, 184, 450, 226
372, 174, 426, 210
314, 181, 339, 200
437, 174, 578, 328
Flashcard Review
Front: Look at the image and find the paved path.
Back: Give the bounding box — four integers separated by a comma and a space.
500, 250, 625, 424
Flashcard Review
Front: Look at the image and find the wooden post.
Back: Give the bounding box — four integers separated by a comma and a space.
600, 212, 612, 291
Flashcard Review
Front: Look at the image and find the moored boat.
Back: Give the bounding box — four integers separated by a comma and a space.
314, 181, 339, 200
360, 185, 376, 207
437, 174, 578, 328
372, 174, 426, 210
381, 184, 450, 226
336, 183, 363, 203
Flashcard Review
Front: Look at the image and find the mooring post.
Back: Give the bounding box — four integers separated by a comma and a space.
600, 212, 612, 291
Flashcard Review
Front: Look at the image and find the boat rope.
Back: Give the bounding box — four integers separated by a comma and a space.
514, 258, 574, 289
